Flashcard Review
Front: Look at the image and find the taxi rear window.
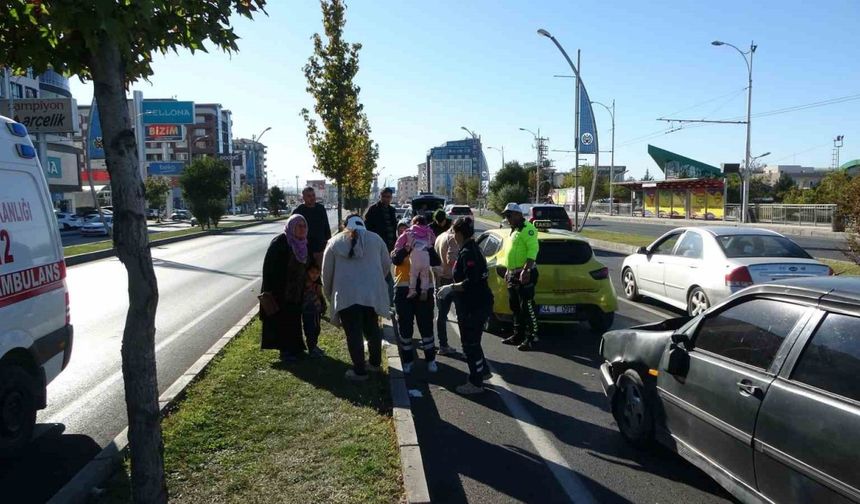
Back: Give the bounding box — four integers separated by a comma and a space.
532, 207, 568, 220
537, 241, 592, 265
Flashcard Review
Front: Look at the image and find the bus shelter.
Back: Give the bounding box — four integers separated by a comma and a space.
614, 178, 726, 220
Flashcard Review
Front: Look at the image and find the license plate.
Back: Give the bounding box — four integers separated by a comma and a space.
539, 305, 576, 314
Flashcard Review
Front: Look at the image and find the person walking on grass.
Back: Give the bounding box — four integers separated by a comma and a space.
292, 186, 331, 267
437, 217, 493, 394
322, 215, 391, 381
260, 215, 310, 362
391, 219, 438, 375
302, 261, 326, 358
433, 217, 460, 355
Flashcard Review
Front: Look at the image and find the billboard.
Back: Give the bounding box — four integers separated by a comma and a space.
145, 124, 183, 140
141, 100, 195, 125
218, 153, 243, 166
147, 162, 185, 176
0, 98, 79, 133
87, 99, 105, 160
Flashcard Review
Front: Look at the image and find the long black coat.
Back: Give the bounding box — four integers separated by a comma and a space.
261, 234, 307, 351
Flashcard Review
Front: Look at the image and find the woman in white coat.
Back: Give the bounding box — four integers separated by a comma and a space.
322, 215, 392, 381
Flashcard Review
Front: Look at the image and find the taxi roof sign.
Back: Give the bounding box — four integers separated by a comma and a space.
533, 219, 554, 231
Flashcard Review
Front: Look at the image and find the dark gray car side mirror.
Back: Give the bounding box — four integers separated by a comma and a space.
665, 332, 690, 376
636, 246, 648, 255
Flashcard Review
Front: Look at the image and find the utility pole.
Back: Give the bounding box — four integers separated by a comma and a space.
832, 135, 844, 169
592, 99, 616, 213
574, 49, 581, 230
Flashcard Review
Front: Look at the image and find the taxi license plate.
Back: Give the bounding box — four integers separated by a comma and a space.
539, 305, 576, 314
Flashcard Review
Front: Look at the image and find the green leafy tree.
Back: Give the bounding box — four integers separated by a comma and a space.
453, 175, 481, 205
749, 176, 775, 202
488, 183, 529, 215
642, 168, 655, 181
302, 0, 373, 225
0, 2, 267, 501
773, 172, 796, 201
841, 175, 860, 264
344, 112, 378, 206
235, 185, 254, 209
180, 157, 231, 229
143, 176, 171, 222
489, 161, 529, 194
810, 171, 853, 204
268, 186, 286, 216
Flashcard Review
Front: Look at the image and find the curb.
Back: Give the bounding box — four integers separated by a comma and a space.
64, 217, 286, 267
47, 305, 260, 504
383, 323, 432, 504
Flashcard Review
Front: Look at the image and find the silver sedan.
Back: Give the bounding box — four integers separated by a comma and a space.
621, 226, 832, 315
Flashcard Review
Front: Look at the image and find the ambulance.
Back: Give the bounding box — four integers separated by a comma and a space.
0, 115, 73, 457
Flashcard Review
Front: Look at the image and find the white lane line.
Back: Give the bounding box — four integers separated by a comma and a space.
45, 276, 261, 424
448, 324, 597, 504
616, 297, 680, 320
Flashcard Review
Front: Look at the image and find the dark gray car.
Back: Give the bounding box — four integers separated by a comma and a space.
599, 277, 860, 504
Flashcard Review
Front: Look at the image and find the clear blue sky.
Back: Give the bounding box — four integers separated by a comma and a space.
70, 0, 860, 189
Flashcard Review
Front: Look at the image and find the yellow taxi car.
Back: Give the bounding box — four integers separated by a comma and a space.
476, 221, 618, 333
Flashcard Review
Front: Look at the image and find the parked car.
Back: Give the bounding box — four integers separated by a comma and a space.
447, 205, 473, 219
55, 211, 83, 230
80, 215, 114, 236
477, 223, 617, 333
621, 227, 831, 316
599, 276, 860, 504
253, 208, 268, 220
0, 116, 74, 456
517, 204, 573, 231
146, 208, 160, 219
171, 210, 191, 221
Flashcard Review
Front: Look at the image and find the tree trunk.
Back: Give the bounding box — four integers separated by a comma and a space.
90, 37, 167, 504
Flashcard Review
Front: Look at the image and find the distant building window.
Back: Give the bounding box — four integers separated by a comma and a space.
25, 87, 38, 98
10, 82, 23, 99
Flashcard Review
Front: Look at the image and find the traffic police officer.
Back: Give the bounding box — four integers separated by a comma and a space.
500, 203, 540, 351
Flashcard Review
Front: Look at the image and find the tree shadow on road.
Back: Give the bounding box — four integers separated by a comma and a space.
0, 424, 103, 504
151, 258, 259, 281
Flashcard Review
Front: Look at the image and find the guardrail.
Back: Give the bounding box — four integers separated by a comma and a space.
724, 204, 837, 227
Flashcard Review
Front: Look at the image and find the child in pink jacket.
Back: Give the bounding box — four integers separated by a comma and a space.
394, 215, 436, 300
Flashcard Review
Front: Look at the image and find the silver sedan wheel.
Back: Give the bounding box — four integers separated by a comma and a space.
688, 288, 710, 316
623, 269, 637, 299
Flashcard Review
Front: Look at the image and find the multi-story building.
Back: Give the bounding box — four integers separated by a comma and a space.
234, 138, 268, 205
397, 175, 419, 204
2, 68, 83, 212
425, 137, 488, 199
417, 162, 429, 192
760, 164, 834, 189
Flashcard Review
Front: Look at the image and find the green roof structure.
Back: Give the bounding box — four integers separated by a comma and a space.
840, 159, 860, 172
648, 144, 723, 179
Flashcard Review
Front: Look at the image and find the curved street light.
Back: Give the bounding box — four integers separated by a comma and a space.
460, 126, 477, 139
591, 99, 616, 212
712, 39, 756, 222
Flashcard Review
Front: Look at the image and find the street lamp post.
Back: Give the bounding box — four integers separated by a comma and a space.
487, 145, 505, 175
538, 29, 593, 230
712, 40, 756, 223
519, 127, 541, 203
591, 99, 615, 214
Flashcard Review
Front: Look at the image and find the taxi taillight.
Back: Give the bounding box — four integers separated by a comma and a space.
590, 267, 609, 280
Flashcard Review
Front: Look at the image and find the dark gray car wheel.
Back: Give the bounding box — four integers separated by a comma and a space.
0, 365, 38, 458
687, 287, 710, 317
612, 369, 654, 447
622, 268, 640, 301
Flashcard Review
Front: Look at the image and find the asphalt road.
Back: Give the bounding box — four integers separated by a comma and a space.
581, 217, 850, 261
0, 214, 334, 503
404, 221, 738, 503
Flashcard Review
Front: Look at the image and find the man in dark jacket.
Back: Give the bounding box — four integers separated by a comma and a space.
292, 187, 331, 266
364, 187, 397, 252
430, 208, 452, 237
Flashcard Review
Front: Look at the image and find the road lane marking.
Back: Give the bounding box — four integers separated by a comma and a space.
616, 297, 680, 320
449, 324, 597, 504
45, 276, 261, 425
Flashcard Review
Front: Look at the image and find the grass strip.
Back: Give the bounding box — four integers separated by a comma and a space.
820, 258, 860, 277
577, 229, 654, 248
100, 318, 402, 504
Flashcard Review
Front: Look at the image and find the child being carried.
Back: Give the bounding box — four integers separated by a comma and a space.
394, 215, 436, 300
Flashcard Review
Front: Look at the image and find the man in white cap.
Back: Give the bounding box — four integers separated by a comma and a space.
500, 203, 540, 350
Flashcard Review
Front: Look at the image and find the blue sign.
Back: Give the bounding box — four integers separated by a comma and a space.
578, 82, 598, 155
46, 156, 62, 179
147, 162, 185, 176
87, 99, 105, 160
141, 100, 195, 125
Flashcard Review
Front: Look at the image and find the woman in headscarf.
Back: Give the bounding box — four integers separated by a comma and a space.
322, 214, 391, 381
260, 214, 309, 362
